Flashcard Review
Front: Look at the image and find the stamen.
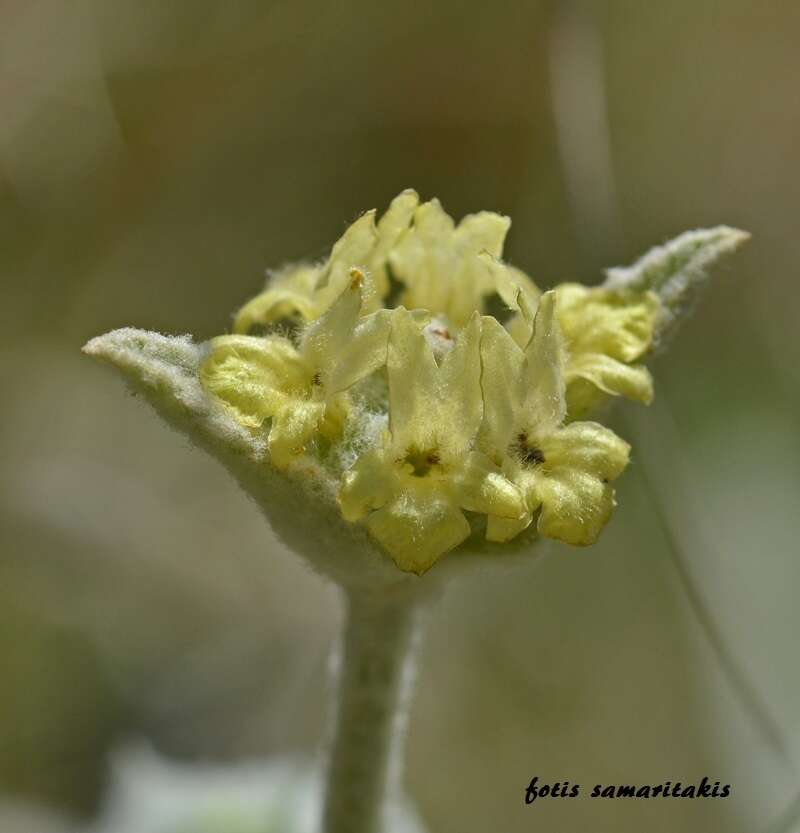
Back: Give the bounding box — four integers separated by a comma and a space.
349, 267, 365, 289
512, 431, 545, 466
404, 447, 441, 477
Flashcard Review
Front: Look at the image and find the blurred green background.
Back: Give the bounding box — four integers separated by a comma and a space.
1, 1, 798, 831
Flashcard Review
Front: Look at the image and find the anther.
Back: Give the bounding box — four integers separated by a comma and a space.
349, 267, 365, 289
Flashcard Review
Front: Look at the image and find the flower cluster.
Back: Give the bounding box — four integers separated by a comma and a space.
199, 191, 661, 574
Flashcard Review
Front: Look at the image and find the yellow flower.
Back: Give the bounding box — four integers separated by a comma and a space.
338, 309, 525, 574
390, 199, 512, 329
479, 291, 630, 545
233, 190, 419, 333
201, 271, 391, 469
505, 281, 659, 420
557, 284, 660, 418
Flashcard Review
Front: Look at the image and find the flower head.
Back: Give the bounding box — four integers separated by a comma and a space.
338, 310, 524, 574
84, 192, 747, 579
479, 292, 630, 544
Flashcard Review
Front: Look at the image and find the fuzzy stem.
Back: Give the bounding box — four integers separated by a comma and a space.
321, 586, 422, 833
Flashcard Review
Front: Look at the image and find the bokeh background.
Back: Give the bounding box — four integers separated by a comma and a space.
1, 1, 799, 831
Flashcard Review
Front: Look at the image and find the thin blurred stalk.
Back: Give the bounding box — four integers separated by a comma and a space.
547, 0, 624, 263
321, 588, 423, 833
623, 404, 790, 761
546, 0, 787, 769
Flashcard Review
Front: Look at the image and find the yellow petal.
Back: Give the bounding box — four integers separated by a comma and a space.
457, 451, 526, 519
365, 485, 471, 574
566, 354, 654, 418
478, 315, 525, 456
386, 310, 483, 457
386, 307, 440, 453
557, 283, 659, 363
390, 200, 454, 316
539, 422, 630, 482
437, 313, 483, 456
301, 278, 363, 375
200, 335, 306, 428
501, 277, 542, 349
338, 447, 396, 522
232, 265, 321, 333
391, 200, 512, 328
370, 189, 419, 297
448, 213, 511, 328
268, 400, 326, 469
412, 197, 456, 241
318, 211, 381, 310
299, 277, 393, 396
478, 252, 541, 318
505, 313, 532, 350
534, 469, 616, 546
522, 291, 567, 432
328, 309, 393, 394
561, 377, 607, 421
486, 512, 533, 543
476, 252, 542, 348
453, 211, 510, 260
